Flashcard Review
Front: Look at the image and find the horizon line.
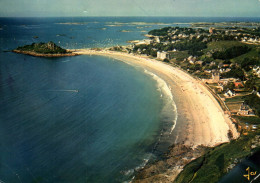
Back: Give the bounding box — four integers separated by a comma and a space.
0, 15, 260, 19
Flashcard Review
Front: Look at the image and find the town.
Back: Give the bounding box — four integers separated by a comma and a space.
109, 24, 260, 182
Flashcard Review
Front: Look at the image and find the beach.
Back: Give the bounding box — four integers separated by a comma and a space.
72, 49, 239, 148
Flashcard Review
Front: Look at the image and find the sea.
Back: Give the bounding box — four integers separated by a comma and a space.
0, 17, 259, 183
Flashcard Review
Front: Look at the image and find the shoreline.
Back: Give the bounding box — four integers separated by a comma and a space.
71, 48, 239, 147
71, 48, 240, 181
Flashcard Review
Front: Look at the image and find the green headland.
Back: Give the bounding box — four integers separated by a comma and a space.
13, 41, 78, 57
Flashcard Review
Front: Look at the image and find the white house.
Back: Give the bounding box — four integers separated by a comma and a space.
154, 36, 160, 43
224, 90, 235, 97
157, 51, 170, 60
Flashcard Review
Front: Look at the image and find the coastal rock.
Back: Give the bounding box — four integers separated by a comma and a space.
13, 42, 79, 57
133, 144, 208, 183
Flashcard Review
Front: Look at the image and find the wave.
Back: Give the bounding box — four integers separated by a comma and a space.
144, 69, 178, 134
122, 153, 155, 182
121, 69, 178, 183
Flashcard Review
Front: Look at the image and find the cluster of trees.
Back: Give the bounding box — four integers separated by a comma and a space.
222, 67, 245, 80
148, 27, 172, 36
132, 44, 157, 57
17, 42, 67, 54
244, 94, 260, 116
148, 27, 202, 37
174, 40, 207, 56
240, 27, 260, 36
212, 46, 251, 60
133, 39, 207, 57
239, 57, 260, 71
209, 34, 238, 41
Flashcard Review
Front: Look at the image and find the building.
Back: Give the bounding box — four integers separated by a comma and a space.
237, 102, 255, 116
234, 81, 244, 88
224, 90, 235, 97
212, 70, 220, 83
135, 39, 153, 45
157, 51, 170, 60
154, 36, 160, 43
195, 61, 204, 66
188, 56, 196, 64
209, 27, 215, 34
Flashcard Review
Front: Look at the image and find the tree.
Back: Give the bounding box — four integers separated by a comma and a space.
163, 58, 170, 63
245, 75, 257, 90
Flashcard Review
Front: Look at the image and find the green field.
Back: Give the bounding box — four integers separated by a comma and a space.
231, 47, 260, 64
234, 115, 260, 124
225, 95, 245, 103
205, 41, 247, 52
170, 50, 189, 61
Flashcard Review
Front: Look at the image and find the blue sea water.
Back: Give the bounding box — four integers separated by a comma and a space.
0, 17, 260, 183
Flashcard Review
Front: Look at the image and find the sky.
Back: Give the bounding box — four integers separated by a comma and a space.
0, 0, 259, 17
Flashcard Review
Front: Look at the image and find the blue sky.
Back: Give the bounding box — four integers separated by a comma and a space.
0, 0, 259, 17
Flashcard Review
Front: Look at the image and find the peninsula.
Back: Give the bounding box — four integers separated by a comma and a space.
13, 41, 78, 57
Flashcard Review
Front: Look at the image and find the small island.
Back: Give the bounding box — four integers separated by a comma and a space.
13, 41, 78, 57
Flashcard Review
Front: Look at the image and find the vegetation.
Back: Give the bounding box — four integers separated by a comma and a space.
174, 133, 260, 183
212, 45, 251, 60
206, 41, 246, 51
244, 94, 260, 116
231, 47, 260, 64
173, 40, 207, 56
148, 27, 172, 36
233, 115, 260, 125
16, 42, 67, 54
221, 67, 246, 80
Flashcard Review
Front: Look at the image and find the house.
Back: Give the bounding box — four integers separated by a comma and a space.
253, 66, 260, 77
218, 63, 223, 68
237, 102, 255, 116
157, 51, 170, 60
188, 56, 196, 64
253, 66, 259, 72
204, 70, 212, 73
216, 85, 224, 92
212, 70, 220, 83
219, 78, 237, 86
257, 92, 260, 98
252, 125, 258, 130
195, 61, 204, 66
202, 38, 208, 42
223, 64, 230, 68
234, 81, 244, 88
154, 36, 160, 43
224, 89, 235, 97
210, 61, 216, 66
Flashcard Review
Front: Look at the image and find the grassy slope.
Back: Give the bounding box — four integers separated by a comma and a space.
206, 41, 247, 52
231, 47, 260, 64
174, 132, 260, 183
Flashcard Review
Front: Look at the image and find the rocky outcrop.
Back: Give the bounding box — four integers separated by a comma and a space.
13, 42, 79, 57
13, 49, 79, 57
133, 144, 208, 183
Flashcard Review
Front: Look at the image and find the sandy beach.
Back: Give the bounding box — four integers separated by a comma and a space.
72, 49, 239, 148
